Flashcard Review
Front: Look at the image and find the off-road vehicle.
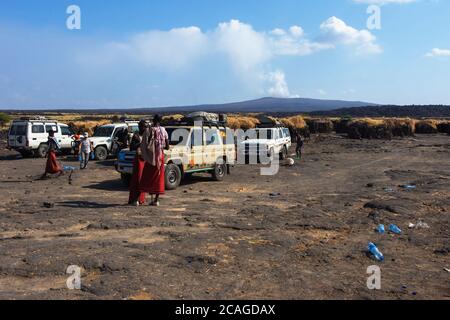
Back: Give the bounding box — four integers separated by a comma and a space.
115, 113, 235, 190
238, 125, 292, 163
7, 117, 75, 157
89, 121, 139, 160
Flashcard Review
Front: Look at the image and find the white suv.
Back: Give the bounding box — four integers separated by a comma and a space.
7, 118, 75, 157
89, 122, 139, 160
238, 126, 291, 163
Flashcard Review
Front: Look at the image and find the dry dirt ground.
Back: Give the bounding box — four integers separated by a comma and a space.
0, 134, 449, 300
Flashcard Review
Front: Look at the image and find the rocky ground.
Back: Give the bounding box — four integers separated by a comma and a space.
0, 134, 449, 300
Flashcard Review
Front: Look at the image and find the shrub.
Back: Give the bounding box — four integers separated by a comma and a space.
415, 120, 438, 134
347, 119, 392, 140
0, 112, 12, 128
305, 118, 333, 134
68, 120, 111, 136
227, 116, 260, 130
437, 121, 450, 134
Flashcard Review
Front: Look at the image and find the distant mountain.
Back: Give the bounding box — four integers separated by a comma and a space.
133, 97, 379, 114
309, 105, 450, 118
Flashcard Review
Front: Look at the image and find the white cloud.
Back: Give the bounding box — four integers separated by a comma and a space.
426, 48, 450, 57
289, 25, 304, 38
214, 20, 271, 71
319, 16, 382, 54
83, 18, 381, 99
317, 89, 327, 96
262, 70, 299, 98
270, 28, 286, 36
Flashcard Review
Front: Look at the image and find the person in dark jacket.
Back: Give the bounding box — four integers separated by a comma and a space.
295, 131, 304, 160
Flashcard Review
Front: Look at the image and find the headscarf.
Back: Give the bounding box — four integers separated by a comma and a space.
141, 126, 166, 169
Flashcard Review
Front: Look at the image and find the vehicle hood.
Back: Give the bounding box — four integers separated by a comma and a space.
240, 139, 273, 145
88, 137, 111, 143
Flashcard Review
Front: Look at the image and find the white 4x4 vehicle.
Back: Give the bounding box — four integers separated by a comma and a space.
89, 122, 139, 160
7, 119, 75, 157
238, 126, 291, 162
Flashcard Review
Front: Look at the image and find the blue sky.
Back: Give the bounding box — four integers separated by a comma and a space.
1, 0, 449, 109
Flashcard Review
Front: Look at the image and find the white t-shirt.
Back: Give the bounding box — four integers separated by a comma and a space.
80, 139, 91, 153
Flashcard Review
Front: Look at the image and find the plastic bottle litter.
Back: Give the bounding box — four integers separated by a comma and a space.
376, 224, 385, 234
63, 166, 76, 172
389, 224, 402, 235
368, 242, 384, 261
400, 184, 416, 190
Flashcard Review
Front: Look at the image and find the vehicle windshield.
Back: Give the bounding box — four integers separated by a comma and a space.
9, 124, 27, 136
93, 126, 114, 137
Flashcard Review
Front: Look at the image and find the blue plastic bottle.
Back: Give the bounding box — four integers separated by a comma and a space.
389, 224, 402, 235
368, 242, 384, 261
377, 224, 385, 234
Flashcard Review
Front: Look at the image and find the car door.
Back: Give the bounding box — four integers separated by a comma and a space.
30, 123, 46, 148
59, 125, 74, 149
8, 122, 29, 148
189, 128, 206, 170
204, 128, 222, 168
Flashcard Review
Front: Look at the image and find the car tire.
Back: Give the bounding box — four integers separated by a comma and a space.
95, 146, 108, 161
36, 144, 48, 158
121, 173, 131, 187
165, 164, 182, 190
212, 162, 226, 181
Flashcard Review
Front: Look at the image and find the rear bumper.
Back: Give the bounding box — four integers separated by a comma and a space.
116, 162, 133, 175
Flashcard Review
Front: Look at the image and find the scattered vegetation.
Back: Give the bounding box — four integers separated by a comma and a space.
2, 112, 449, 141
310, 105, 450, 118
0, 112, 12, 128
68, 120, 112, 136
415, 120, 439, 134
436, 121, 450, 135
305, 118, 334, 134
227, 116, 260, 130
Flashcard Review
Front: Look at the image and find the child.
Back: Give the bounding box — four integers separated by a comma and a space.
78, 133, 94, 169
295, 132, 304, 160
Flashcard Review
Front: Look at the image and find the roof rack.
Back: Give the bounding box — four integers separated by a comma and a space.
163, 112, 229, 129
255, 115, 284, 128
17, 116, 49, 121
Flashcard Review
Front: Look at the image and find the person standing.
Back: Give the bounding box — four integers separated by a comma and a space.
140, 115, 170, 206
128, 120, 148, 206
42, 130, 63, 178
78, 133, 94, 169
295, 131, 304, 160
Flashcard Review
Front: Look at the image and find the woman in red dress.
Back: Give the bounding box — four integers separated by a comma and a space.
128, 116, 169, 206
42, 130, 63, 179
128, 120, 148, 205
140, 115, 170, 206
